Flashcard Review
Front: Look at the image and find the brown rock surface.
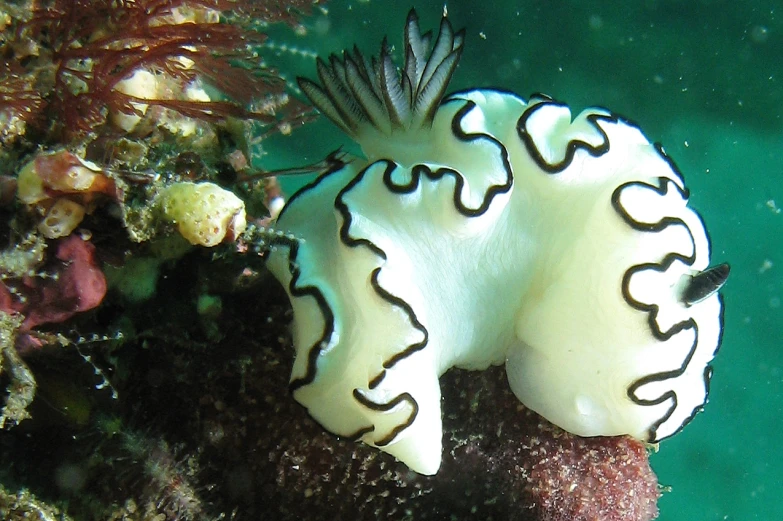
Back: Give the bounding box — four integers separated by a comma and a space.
1, 262, 659, 521
196, 279, 660, 521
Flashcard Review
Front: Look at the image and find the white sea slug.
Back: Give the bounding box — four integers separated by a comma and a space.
265, 10, 729, 475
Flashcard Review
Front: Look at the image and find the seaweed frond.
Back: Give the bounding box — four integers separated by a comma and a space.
12, 0, 320, 139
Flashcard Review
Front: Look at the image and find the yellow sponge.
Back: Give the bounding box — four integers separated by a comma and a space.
158, 182, 246, 247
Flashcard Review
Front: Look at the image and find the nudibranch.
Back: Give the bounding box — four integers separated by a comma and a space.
265, 10, 729, 475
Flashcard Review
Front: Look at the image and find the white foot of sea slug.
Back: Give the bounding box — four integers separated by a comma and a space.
265, 9, 729, 475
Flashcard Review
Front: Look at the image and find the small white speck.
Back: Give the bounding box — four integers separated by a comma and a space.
751, 25, 770, 44
759, 259, 774, 274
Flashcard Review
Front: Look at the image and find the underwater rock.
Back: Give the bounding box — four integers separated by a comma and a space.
237, 284, 660, 521
0, 484, 75, 521
0, 248, 658, 521
254, 373, 659, 521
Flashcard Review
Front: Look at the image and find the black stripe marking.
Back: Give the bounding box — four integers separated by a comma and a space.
352, 390, 419, 446
382, 97, 514, 216
611, 174, 723, 442
516, 100, 615, 173
323, 96, 513, 444
681, 263, 730, 306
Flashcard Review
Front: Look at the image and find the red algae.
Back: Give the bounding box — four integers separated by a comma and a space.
3, 0, 318, 140
0, 234, 107, 332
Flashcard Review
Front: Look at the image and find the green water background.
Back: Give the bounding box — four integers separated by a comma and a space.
260, 1, 783, 519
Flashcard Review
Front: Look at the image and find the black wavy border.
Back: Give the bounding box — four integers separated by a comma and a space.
352, 389, 419, 446
275, 95, 514, 445
267, 165, 381, 442
611, 175, 721, 441
274, 89, 723, 447
380, 98, 514, 215
516, 99, 617, 173
514, 97, 721, 442
332, 96, 513, 443
267, 162, 345, 394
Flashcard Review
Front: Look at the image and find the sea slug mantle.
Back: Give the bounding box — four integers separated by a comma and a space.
265, 10, 728, 475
